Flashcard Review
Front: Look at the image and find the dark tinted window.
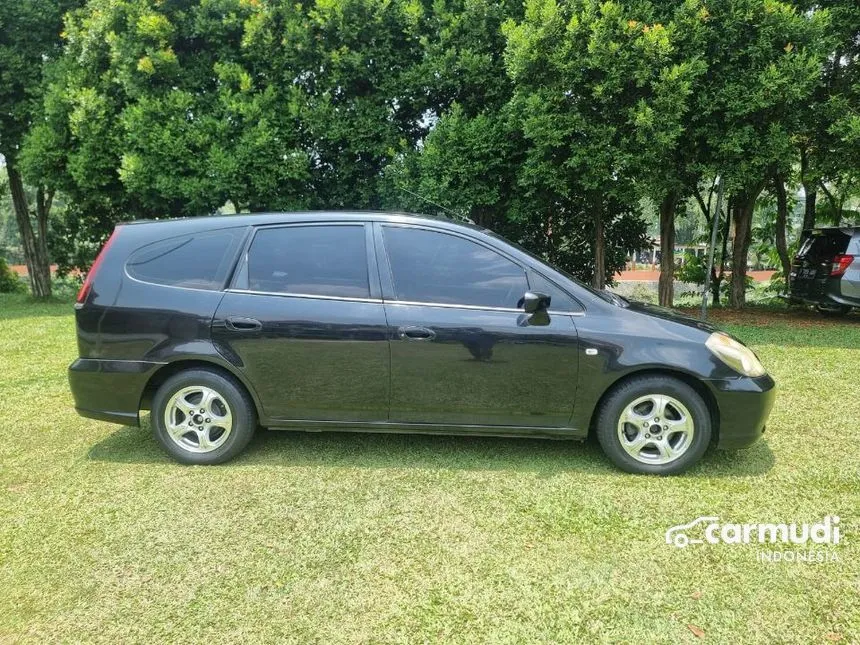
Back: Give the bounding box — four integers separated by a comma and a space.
127, 229, 243, 290
383, 226, 528, 308
246, 225, 369, 298
528, 272, 580, 312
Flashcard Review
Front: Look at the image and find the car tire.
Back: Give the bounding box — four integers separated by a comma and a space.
152, 368, 257, 465
595, 375, 712, 475
815, 304, 852, 317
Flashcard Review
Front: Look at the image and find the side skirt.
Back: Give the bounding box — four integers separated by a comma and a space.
265, 419, 588, 441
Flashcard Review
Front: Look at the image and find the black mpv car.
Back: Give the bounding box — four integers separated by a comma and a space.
69, 212, 775, 474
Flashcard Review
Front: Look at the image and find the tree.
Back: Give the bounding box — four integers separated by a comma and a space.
794, 0, 860, 232
383, 105, 524, 227
23, 0, 446, 265
23, 0, 313, 261
0, 0, 79, 297
687, 1, 828, 307
503, 0, 703, 289
14, 0, 858, 303
385, 1, 655, 285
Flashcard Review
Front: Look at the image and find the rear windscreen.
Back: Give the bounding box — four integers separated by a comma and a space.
796, 230, 850, 261
126, 228, 244, 290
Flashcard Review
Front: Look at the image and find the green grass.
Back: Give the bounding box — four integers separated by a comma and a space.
1, 293, 858, 643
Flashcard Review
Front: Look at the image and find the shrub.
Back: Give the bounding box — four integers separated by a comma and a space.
0, 257, 26, 293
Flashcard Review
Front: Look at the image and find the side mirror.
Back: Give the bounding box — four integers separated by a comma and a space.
518, 291, 551, 313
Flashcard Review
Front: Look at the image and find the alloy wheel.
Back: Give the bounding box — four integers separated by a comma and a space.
616, 394, 695, 465
163, 385, 233, 453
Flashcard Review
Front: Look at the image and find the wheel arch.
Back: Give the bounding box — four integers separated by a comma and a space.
140, 358, 263, 421
587, 368, 720, 445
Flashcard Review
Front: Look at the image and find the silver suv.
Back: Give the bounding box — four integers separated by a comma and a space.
788, 227, 859, 315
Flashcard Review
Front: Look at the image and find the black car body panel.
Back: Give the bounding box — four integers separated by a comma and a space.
212, 290, 391, 422
69, 211, 775, 452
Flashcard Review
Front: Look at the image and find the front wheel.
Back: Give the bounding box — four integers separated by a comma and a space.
152, 368, 257, 465
595, 375, 712, 475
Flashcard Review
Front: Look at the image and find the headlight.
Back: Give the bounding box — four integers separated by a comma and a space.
705, 332, 766, 377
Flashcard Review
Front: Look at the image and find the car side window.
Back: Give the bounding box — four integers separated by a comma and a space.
126, 229, 244, 290
245, 225, 369, 298
382, 226, 528, 308
528, 272, 581, 312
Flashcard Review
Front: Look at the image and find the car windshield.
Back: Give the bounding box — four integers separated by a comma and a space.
484, 230, 628, 306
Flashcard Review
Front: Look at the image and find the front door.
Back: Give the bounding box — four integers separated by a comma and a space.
212, 223, 389, 422
376, 223, 580, 428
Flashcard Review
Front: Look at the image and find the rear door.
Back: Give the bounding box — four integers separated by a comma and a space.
211, 222, 390, 422
790, 229, 851, 299
375, 222, 580, 428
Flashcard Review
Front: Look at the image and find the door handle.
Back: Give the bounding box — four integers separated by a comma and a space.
398, 326, 436, 341
225, 316, 263, 332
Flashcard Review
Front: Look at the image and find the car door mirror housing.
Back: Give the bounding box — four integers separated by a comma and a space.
519, 291, 551, 313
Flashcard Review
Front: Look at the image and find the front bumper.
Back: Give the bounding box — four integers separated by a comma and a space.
68, 358, 164, 426
705, 374, 776, 449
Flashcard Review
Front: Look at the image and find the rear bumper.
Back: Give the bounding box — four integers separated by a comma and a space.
783, 277, 860, 308
705, 374, 776, 450
782, 293, 858, 308
68, 358, 164, 426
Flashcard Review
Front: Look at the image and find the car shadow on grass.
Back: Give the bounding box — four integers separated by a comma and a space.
87, 420, 776, 478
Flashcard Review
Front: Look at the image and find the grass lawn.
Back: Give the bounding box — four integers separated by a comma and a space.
1, 293, 858, 643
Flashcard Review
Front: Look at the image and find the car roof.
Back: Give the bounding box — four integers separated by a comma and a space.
122, 210, 485, 235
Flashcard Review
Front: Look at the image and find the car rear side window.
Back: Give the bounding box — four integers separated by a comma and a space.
244, 225, 369, 298
126, 229, 243, 290
383, 226, 528, 308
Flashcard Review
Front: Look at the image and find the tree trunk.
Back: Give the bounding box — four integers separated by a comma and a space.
773, 172, 791, 282
710, 275, 721, 305
6, 165, 52, 298
592, 197, 605, 290
800, 148, 816, 232
729, 188, 761, 308
658, 192, 676, 307
802, 186, 816, 232
36, 186, 53, 277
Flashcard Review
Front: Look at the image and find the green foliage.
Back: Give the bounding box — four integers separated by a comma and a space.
675, 251, 753, 291
0, 257, 25, 293
504, 0, 703, 196
8, 0, 860, 290
675, 252, 708, 286
0, 0, 80, 160
50, 272, 83, 299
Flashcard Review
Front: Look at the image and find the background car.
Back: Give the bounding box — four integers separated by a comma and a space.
68, 212, 776, 474
788, 226, 859, 315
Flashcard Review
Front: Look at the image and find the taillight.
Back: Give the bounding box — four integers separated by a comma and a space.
831, 254, 854, 277
76, 228, 121, 304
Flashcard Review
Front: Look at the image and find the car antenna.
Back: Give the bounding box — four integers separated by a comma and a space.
398, 187, 474, 224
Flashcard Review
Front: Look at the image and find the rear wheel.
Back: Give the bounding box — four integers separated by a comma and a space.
815, 304, 852, 317
595, 375, 712, 475
152, 368, 257, 464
